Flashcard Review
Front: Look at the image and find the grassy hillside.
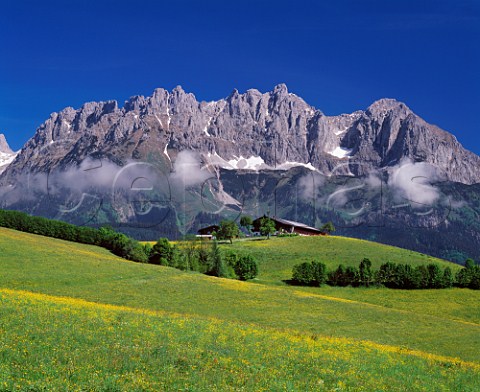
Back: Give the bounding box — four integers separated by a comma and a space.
1, 227, 479, 390
224, 235, 459, 284
1, 288, 479, 391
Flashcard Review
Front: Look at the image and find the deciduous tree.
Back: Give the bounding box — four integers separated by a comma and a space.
234, 255, 258, 281
259, 217, 276, 239
218, 220, 240, 244
320, 221, 335, 235
239, 216, 253, 233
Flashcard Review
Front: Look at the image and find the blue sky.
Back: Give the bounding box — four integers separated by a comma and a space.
1, 0, 479, 153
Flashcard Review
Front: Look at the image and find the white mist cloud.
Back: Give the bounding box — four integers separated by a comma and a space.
170, 150, 211, 188
49, 158, 121, 195
388, 158, 442, 208
365, 171, 382, 188
296, 172, 326, 203
0, 158, 173, 215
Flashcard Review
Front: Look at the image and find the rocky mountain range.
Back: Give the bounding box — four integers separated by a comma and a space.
0, 85, 479, 263
1, 84, 479, 184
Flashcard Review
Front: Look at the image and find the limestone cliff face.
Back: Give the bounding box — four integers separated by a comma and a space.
2, 85, 479, 184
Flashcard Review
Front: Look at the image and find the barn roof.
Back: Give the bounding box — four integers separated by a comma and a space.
253, 215, 322, 233
271, 217, 322, 233
197, 224, 220, 234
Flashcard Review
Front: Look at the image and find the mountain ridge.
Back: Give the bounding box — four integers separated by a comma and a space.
2, 84, 479, 185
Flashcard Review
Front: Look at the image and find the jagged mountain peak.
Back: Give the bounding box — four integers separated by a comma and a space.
0, 134, 14, 155
229, 84, 290, 101
366, 98, 411, 117
172, 85, 185, 93
245, 88, 262, 96
227, 88, 240, 99
273, 83, 288, 94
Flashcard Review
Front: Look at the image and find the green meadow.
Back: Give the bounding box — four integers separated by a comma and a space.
0, 227, 479, 390
225, 235, 458, 284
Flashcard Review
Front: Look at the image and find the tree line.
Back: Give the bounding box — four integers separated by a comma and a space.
291, 258, 480, 290
0, 209, 148, 262
0, 209, 258, 281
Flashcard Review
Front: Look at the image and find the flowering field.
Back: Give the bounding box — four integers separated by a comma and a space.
1, 288, 479, 391
0, 227, 479, 390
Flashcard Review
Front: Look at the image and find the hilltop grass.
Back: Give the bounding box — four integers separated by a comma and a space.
1, 227, 479, 390
1, 288, 479, 391
224, 235, 459, 284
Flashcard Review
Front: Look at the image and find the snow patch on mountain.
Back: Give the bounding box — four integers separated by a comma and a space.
227, 156, 267, 170
205, 153, 316, 172
328, 147, 353, 159
334, 126, 349, 136
0, 151, 17, 174
276, 161, 316, 171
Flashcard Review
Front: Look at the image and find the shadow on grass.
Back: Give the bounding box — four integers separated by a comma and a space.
283, 279, 307, 286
